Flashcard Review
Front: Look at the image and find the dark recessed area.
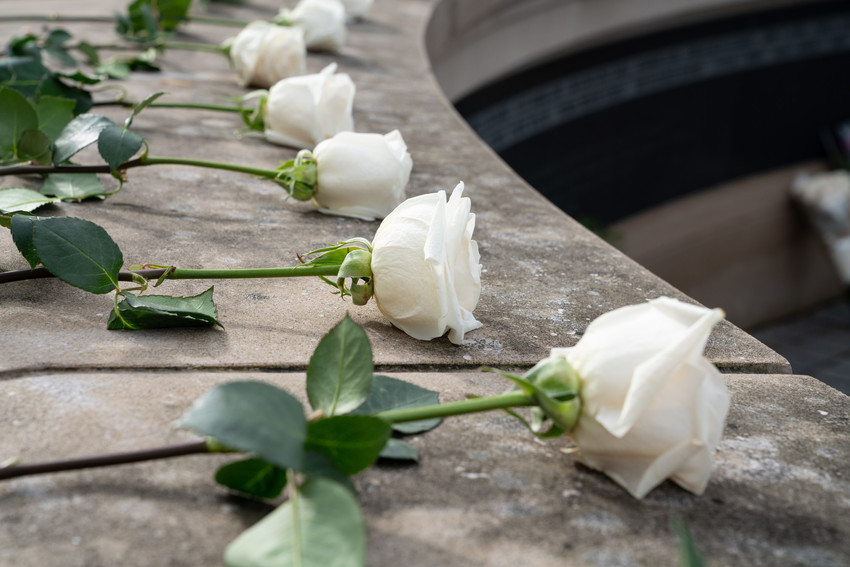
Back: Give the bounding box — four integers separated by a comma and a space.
455, 1, 850, 225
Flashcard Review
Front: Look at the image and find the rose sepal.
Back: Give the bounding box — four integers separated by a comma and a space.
274, 149, 317, 200
336, 249, 373, 305
483, 358, 581, 436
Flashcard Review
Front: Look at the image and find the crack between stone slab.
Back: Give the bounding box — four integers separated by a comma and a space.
0, 363, 504, 381
0, 360, 791, 380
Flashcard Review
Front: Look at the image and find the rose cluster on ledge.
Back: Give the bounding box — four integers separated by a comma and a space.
0, 1, 733, 565
0, 299, 727, 566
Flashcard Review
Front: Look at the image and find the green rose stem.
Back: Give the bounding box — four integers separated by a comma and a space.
0, 392, 542, 481
0, 14, 249, 27
52, 40, 227, 53
91, 99, 247, 114
0, 155, 314, 200
0, 264, 342, 285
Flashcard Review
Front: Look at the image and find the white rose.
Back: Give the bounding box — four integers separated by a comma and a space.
339, 0, 373, 19
370, 182, 483, 344
312, 130, 412, 220
228, 21, 306, 88
280, 0, 346, 52
264, 63, 355, 149
551, 297, 729, 499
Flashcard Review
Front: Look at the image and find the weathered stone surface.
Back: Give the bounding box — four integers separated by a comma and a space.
0, 371, 847, 566
1, 0, 844, 566
0, 0, 788, 374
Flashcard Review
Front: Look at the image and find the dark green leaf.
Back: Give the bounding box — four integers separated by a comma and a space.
43, 29, 76, 66
0, 87, 38, 162
126, 48, 160, 72
179, 381, 308, 471
56, 70, 104, 86
32, 216, 122, 294
0, 56, 48, 101
300, 450, 355, 491
307, 315, 373, 416
117, 1, 160, 41
34, 95, 76, 142
224, 477, 366, 567
352, 374, 441, 434
5, 35, 40, 58
215, 458, 287, 499
76, 42, 100, 65
17, 129, 51, 162
156, 0, 192, 30
97, 124, 144, 170
10, 214, 40, 268
41, 173, 107, 200
379, 438, 419, 462
107, 288, 222, 330
126, 91, 165, 127
305, 415, 391, 475
53, 113, 115, 163
0, 56, 92, 114
0, 187, 58, 213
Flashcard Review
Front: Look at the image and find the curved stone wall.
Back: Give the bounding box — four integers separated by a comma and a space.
427, 0, 850, 326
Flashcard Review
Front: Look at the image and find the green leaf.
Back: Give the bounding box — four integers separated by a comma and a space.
117, 1, 160, 41
0, 56, 92, 115
17, 129, 51, 162
125, 91, 165, 127
96, 60, 131, 80
56, 69, 104, 86
76, 42, 100, 66
379, 438, 419, 462
0, 87, 38, 163
5, 35, 40, 58
307, 315, 373, 417
179, 381, 308, 471
0, 188, 58, 213
126, 49, 160, 72
41, 173, 107, 200
224, 477, 366, 567
156, 0, 193, 30
300, 451, 355, 491
31, 216, 122, 294
352, 375, 441, 434
10, 214, 40, 268
672, 516, 707, 567
97, 124, 144, 170
215, 458, 287, 499
305, 415, 391, 476
53, 113, 116, 163
43, 29, 76, 66
107, 288, 223, 330
34, 95, 76, 142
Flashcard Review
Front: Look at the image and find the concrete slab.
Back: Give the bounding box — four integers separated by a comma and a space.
0, 370, 847, 566
0, 0, 789, 374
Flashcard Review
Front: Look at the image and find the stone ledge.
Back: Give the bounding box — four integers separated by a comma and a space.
0, 370, 847, 566
0, 0, 789, 374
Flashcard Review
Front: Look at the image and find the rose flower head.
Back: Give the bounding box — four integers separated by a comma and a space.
370, 181, 483, 344
228, 21, 306, 88
548, 297, 729, 498
264, 63, 355, 149
312, 130, 412, 220
279, 0, 347, 52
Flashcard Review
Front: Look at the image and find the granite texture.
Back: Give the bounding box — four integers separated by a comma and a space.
0, 370, 847, 566
1, 1, 842, 566
0, 0, 789, 374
